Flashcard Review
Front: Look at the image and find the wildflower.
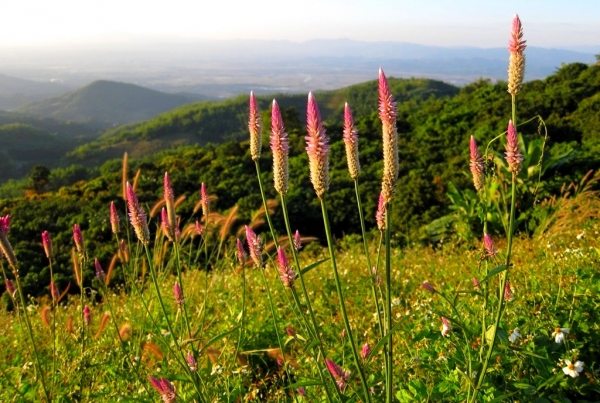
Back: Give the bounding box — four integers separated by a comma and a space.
5, 279, 16, 298
109, 201, 120, 235
50, 282, 59, 302
469, 136, 485, 193
472, 277, 481, 290
505, 120, 523, 174
343, 102, 360, 180
119, 239, 130, 262
248, 91, 262, 161
504, 280, 513, 301
441, 317, 452, 337
125, 182, 150, 245
286, 327, 296, 337
149, 376, 177, 403
161, 208, 172, 241
73, 224, 85, 254
563, 360, 584, 378
245, 226, 263, 268
271, 99, 289, 196
276, 247, 296, 288
0, 215, 17, 270
483, 233, 497, 258
187, 353, 198, 372
509, 328, 521, 343
83, 306, 91, 326
325, 358, 350, 390
422, 282, 436, 293
200, 183, 210, 219
41, 231, 53, 259
340, 329, 346, 338
552, 327, 570, 344
296, 387, 307, 397
163, 172, 179, 241
173, 282, 184, 307
305, 92, 330, 199
195, 220, 203, 236
372, 267, 382, 286
94, 258, 105, 281
361, 342, 371, 360
376, 192, 386, 231
293, 230, 302, 251
507, 14, 526, 96
236, 238, 246, 265
378, 68, 399, 204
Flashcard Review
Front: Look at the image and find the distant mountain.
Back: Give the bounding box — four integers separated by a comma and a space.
0, 73, 71, 111
18, 80, 193, 127
67, 77, 458, 164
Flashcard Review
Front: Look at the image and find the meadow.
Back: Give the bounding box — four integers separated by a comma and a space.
1, 15, 600, 403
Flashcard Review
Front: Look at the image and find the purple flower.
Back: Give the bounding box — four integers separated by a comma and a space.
276, 247, 296, 288
305, 92, 330, 198
360, 342, 371, 360
0, 215, 17, 270
126, 182, 150, 245
472, 278, 481, 290
504, 280, 513, 301
41, 230, 53, 259
422, 282, 436, 293
173, 282, 184, 307
271, 99, 289, 196
94, 258, 105, 281
245, 226, 263, 268
376, 192, 386, 231
200, 183, 210, 219
83, 305, 91, 326
505, 120, 523, 174
163, 172, 179, 241
187, 353, 197, 372
109, 201, 120, 235
73, 223, 85, 254
343, 102, 360, 180
378, 68, 399, 204
248, 91, 262, 161
286, 327, 296, 337
483, 233, 498, 258
149, 376, 177, 403
293, 230, 302, 251
5, 279, 16, 298
296, 386, 307, 397
469, 136, 485, 193
325, 358, 350, 390
236, 238, 246, 265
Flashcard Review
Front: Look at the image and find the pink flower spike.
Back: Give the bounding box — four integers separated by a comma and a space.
163, 172, 178, 241
248, 91, 262, 161
472, 278, 481, 290
296, 387, 307, 397
94, 258, 105, 281
187, 353, 198, 372
286, 327, 296, 337
200, 183, 210, 218
41, 231, 53, 259
174, 282, 184, 307
361, 342, 371, 360
245, 226, 263, 268
483, 233, 498, 258
149, 376, 177, 403
422, 282, 436, 293
343, 102, 361, 180
271, 99, 290, 196
109, 201, 120, 235
378, 68, 398, 125
441, 316, 452, 337
469, 136, 485, 193
305, 92, 330, 198
73, 224, 85, 254
83, 305, 91, 326
293, 230, 302, 251
325, 358, 350, 390
376, 192, 386, 231
161, 207, 173, 241
508, 14, 526, 54
5, 279, 16, 297
50, 281, 59, 302
126, 182, 150, 245
195, 220, 203, 236
504, 280, 513, 301
0, 215, 16, 270
378, 68, 399, 204
236, 238, 246, 265
276, 246, 296, 288
505, 120, 523, 174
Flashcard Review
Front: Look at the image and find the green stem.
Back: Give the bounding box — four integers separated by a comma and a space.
234, 263, 246, 363
320, 199, 372, 403
173, 241, 193, 339
384, 204, 393, 403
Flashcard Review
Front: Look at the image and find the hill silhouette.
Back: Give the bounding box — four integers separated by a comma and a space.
0, 73, 70, 111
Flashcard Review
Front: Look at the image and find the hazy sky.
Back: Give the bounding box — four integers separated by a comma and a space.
1, 0, 599, 48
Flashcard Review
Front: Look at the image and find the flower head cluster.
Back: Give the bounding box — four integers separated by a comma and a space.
504, 280, 513, 301
248, 91, 262, 161
173, 282, 184, 307
73, 224, 85, 254
508, 14, 526, 96
200, 183, 210, 219
276, 247, 296, 288
187, 353, 198, 372
483, 233, 498, 258
441, 317, 452, 337
469, 136, 485, 193
109, 201, 120, 235
376, 192, 386, 231
271, 100, 289, 196
325, 358, 350, 390
505, 120, 523, 174
245, 226, 263, 268
94, 258, 105, 281
5, 279, 16, 298
378, 68, 399, 204
422, 282, 436, 293
83, 305, 91, 326
236, 238, 246, 266
343, 102, 360, 180
149, 376, 177, 403
293, 230, 302, 251
2, 216, 21, 271
42, 231, 53, 260
305, 92, 330, 198
360, 342, 371, 360
163, 172, 179, 241
126, 182, 150, 245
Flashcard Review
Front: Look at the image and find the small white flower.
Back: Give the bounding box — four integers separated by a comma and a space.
576, 232, 584, 240
509, 328, 521, 343
552, 328, 570, 344
562, 360, 584, 378
441, 317, 452, 337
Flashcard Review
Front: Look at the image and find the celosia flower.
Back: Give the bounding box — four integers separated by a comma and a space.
248, 91, 262, 161
276, 247, 296, 288
236, 238, 246, 265
119, 239, 130, 262
441, 317, 452, 337
83, 305, 91, 326
73, 224, 85, 254
187, 352, 197, 372
200, 183, 210, 219
469, 136, 485, 193
161, 208, 174, 241
293, 230, 302, 251
422, 282, 436, 293
372, 267, 382, 286
163, 172, 179, 241
378, 68, 399, 204
504, 280, 513, 301
562, 360, 584, 378
50, 281, 59, 302
109, 201, 120, 235
149, 376, 177, 403
343, 102, 360, 180
195, 220, 203, 236
125, 182, 150, 245
245, 226, 263, 268
271, 99, 289, 196
41, 231, 53, 259
94, 258, 105, 281
0, 215, 17, 270
296, 387, 307, 397
305, 92, 330, 198
483, 233, 497, 258
507, 14, 526, 96
472, 277, 481, 290
286, 327, 296, 337
376, 192, 386, 231
505, 120, 523, 174
508, 328, 521, 343
361, 342, 371, 360
173, 282, 184, 307
325, 358, 350, 390
5, 279, 16, 298
552, 327, 570, 344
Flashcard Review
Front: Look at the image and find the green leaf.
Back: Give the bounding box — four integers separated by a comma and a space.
199, 327, 239, 354
508, 346, 548, 360
300, 257, 330, 276
367, 320, 405, 364
285, 380, 322, 389
481, 265, 508, 283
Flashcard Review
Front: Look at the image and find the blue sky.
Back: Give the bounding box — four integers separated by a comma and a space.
1, 0, 598, 48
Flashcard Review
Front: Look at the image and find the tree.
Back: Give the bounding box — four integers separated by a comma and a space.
27, 165, 51, 194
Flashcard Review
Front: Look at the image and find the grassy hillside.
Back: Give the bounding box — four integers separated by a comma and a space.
67, 77, 459, 165
18, 80, 192, 127
0, 73, 70, 110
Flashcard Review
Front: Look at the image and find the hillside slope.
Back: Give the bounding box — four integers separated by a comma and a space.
0, 73, 71, 110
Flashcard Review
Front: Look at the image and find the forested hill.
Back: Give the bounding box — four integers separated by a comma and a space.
67, 78, 459, 165
1, 62, 599, 297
